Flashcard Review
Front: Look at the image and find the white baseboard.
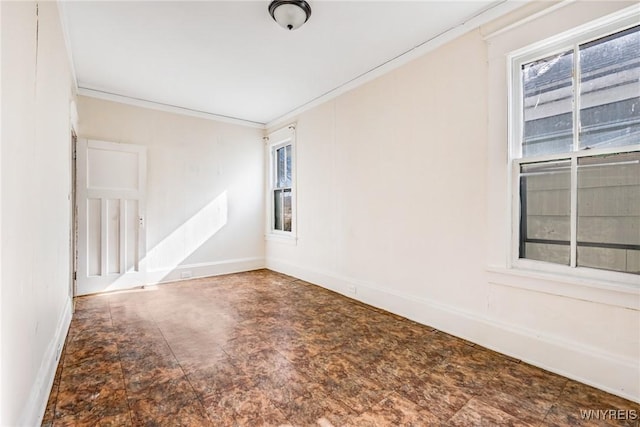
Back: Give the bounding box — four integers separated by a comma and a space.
266, 257, 639, 403
146, 257, 265, 285
24, 296, 73, 427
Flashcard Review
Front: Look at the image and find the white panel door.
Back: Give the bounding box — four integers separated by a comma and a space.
77, 139, 147, 295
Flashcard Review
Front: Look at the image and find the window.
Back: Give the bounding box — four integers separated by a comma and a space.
273, 143, 293, 232
266, 125, 296, 239
511, 22, 639, 277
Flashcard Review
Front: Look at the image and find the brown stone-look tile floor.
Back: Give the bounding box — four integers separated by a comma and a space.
42, 270, 639, 426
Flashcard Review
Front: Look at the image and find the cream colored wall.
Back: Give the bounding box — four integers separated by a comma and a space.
77, 96, 265, 283
266, 1, 639, 401
1, 2, 75, 425
280, 28, 489, 310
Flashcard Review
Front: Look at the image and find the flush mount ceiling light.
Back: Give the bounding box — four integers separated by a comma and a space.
268, 0, 312, 31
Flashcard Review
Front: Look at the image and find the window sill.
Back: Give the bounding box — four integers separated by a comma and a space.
265, 233, 298, 246
486, 266, 639, 310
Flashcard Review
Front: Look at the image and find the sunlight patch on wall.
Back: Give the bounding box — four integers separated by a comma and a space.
104, 191, 228, 291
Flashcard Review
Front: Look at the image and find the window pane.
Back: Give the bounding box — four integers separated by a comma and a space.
520, 160, 571, 264
283, 188, 292, 232
579, 26, 640, 150
276, 146, 286, 188
522, 51, 574, 157
274, 190, 283, 231
284, 144, 292, 188
577, 152, 640, 274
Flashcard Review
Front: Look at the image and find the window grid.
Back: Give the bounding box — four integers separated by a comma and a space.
270, 140, 294, 234
569, 40, 581, 269
511, 20, 640, 280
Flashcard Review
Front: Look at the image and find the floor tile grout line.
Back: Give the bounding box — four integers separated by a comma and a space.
444, 397, 475, 425
47, 341, 67, 424
267, 341, 359, 415
108, 299, 137, 426
214, 281, 317, 422
349, 347, 453, 420
151, 312, 214, 423
540, 378, 570, 425
271, 279, 471, 419
223, 277, 364, 420
288, 343, 391, 416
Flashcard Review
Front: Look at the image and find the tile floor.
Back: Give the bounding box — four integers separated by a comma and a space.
42, 270, 638, 426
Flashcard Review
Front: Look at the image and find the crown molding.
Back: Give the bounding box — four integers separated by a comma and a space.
77, 87, 266, 129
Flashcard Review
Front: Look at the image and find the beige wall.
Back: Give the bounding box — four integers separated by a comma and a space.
271, 28, 490, 308
266, 1, 639, 401
76, 96, 265, 284
1, 2, 75, 424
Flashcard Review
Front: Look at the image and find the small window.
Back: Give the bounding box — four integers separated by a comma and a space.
273, 143, 293, 232
512, 23, 639, 277
266, 125, 296, 239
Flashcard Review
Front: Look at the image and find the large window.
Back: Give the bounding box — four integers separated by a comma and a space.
511, 22, 639, 277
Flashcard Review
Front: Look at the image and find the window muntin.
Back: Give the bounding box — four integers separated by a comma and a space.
576, 152, 639, 274
519, 160, 572, 265
513, 24, 640, 276
272, 142, 293, 233
579, 27, 640, 150
522, 51, 574, 157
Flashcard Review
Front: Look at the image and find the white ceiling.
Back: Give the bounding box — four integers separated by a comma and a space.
61, 1, 520, 126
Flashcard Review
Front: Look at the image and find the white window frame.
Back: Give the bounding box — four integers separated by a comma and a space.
508, 10, 640, 286
265, 124, 297, 243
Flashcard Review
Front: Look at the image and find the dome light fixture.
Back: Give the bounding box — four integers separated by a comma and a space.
268, 0, 312, 31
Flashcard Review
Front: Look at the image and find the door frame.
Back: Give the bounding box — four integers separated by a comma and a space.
70, 131, 78, 303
